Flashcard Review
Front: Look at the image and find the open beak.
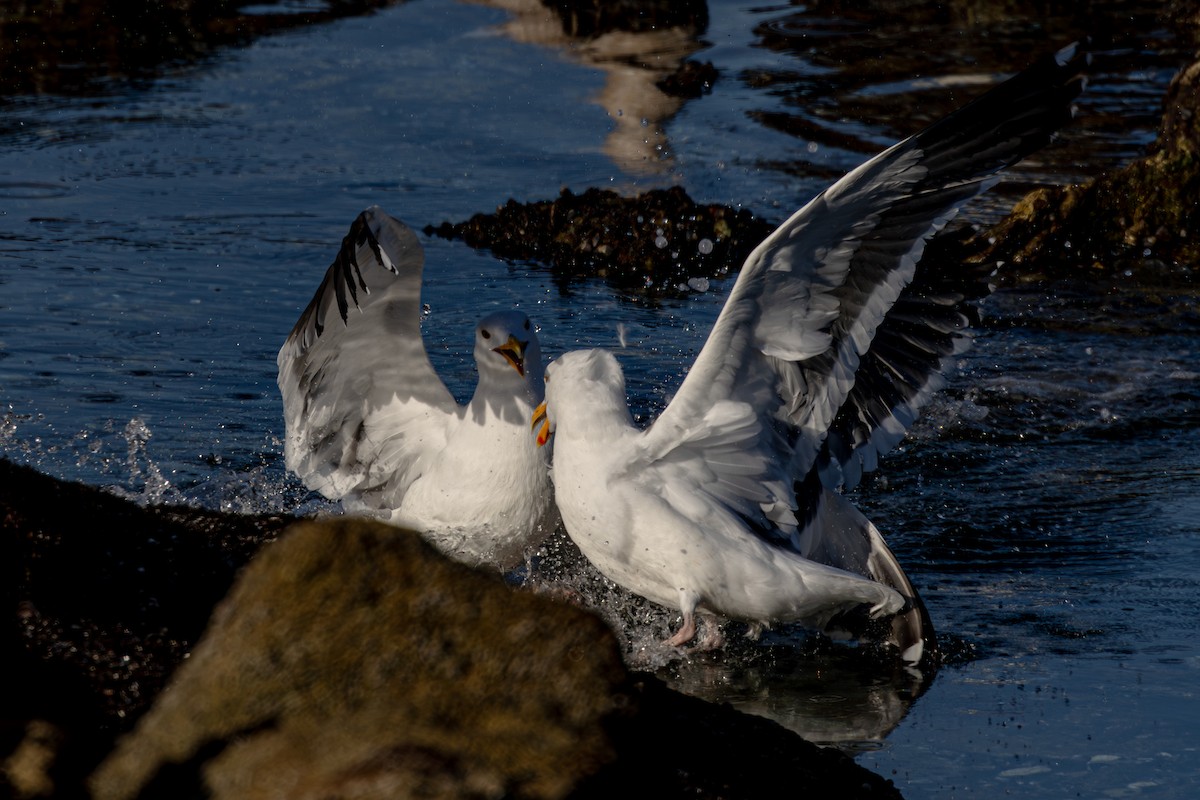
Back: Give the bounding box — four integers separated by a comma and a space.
531, 401, 552, 447
492, 335, 528, 377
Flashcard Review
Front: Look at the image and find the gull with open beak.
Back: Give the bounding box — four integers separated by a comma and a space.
278, 206, 557, 569
532, 43, 1088, 664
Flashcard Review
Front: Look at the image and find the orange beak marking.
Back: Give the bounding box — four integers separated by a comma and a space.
531, 401, 552, 447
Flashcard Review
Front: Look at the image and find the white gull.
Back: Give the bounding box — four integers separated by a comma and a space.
278, 207, 556, 569
532, 43, 1089, 663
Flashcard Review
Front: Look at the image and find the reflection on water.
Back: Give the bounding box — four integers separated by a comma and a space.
526, 526, 936, 745
666, 640, 933, 748
475, 0, 712, 174
2, 0, 1199, 792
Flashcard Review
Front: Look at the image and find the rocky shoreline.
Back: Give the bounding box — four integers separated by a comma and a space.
4, 459, 902, 799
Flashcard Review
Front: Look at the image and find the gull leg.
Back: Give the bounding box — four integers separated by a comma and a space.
666, 611, 697, 648
665, 589, 701, 647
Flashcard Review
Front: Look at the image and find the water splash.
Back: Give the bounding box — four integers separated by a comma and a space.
524, 530, 680, 669
113, 417, 177, 505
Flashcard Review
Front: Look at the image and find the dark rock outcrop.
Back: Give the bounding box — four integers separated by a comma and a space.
3, 460, 902, 799
871, 49, 1200, 336
0, 0, 401, 98
425, 187, 775, 300
969, 62, 1200, 283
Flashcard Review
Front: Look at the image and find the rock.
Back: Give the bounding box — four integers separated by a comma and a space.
944, 54, 1200, 298
4, 461, 902, 799
424, 186, 775, 299
87, 518, 631, 800
2, 458, 292, 724
0, 0, 398, 97
2, 457, 292, 798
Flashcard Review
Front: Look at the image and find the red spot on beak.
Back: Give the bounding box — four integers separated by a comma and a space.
532, 401, 552, 446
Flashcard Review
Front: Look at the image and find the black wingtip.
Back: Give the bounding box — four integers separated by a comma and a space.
912, 38, 1090, 176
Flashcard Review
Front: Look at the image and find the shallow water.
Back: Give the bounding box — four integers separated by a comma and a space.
3, 1, 1199, 796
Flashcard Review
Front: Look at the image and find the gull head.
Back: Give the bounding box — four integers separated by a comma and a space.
474, 310, 542, 384
533, 349, 630, 446
469, 311, 545, 425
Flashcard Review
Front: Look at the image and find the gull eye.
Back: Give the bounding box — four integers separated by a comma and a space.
523, 319, 531, 331
481, 329, 491, 340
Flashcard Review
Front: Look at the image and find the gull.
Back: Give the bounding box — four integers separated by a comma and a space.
532, 43, 1088, 663
278, 206, 557, 569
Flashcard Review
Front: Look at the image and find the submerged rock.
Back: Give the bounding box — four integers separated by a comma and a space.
3, 460, 902, 799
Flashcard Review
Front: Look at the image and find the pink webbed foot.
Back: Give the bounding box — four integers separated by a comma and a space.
665, 611, 697, 648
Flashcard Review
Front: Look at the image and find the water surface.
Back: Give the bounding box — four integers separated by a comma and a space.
2, 1, 1198, 797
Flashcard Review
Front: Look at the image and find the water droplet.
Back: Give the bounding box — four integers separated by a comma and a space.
698, 238, 713, 255
654, 235, 668, 249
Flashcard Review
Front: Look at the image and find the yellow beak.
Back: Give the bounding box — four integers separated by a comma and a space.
492, 335, 528, 377
531, 401, 552, 447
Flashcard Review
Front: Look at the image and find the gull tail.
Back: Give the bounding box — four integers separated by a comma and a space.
796, 474, 937, 667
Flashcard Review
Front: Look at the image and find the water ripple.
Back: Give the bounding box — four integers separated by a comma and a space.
0, 181, 72, 199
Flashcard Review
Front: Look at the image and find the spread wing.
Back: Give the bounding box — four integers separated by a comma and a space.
277, 206, 459, 506
645, 42, 1088, 500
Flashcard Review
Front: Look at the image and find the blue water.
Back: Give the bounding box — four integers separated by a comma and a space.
2, 1, 1198, 797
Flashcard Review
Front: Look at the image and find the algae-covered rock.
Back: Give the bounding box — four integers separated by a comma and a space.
4, 458, 903, 799
83, 516, 902, 800
425, 186, 775, 299
955, 56, 1200, 291
88, 518, 631, 800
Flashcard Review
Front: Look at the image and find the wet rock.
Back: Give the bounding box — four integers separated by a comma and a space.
2, 458, 292, 797
2, 459, 290, 723
0, 0, 400, 98
944, 55, 1200, 299
425, 186, 775, 299
87, 518, 630, 800
4, 461, 902, 799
